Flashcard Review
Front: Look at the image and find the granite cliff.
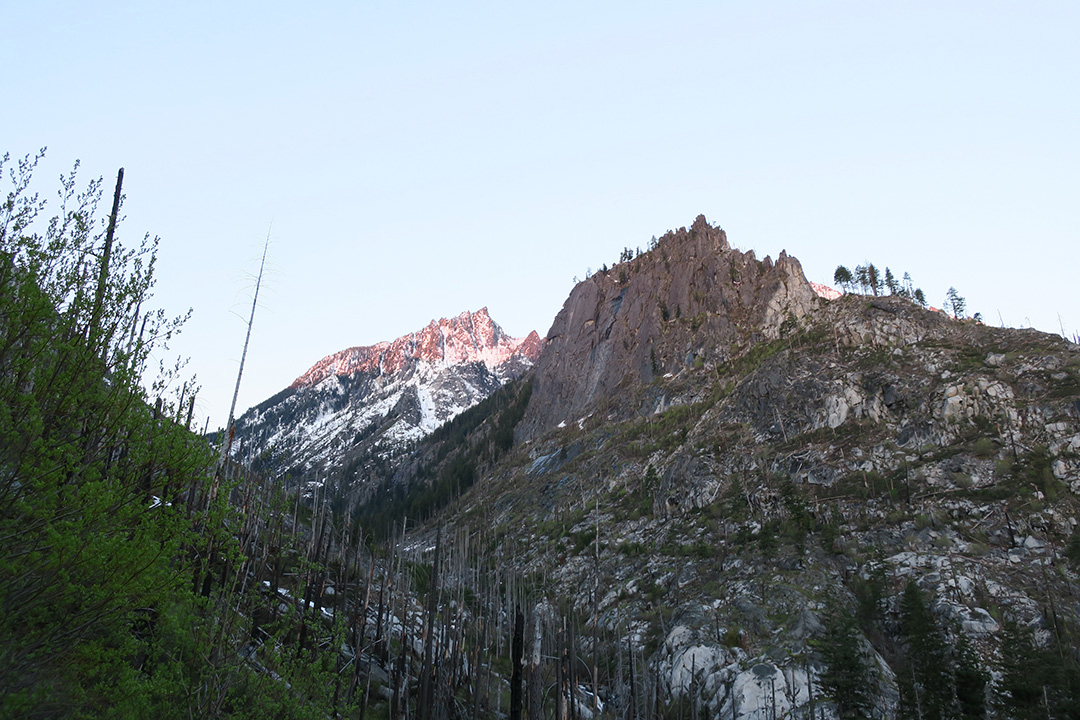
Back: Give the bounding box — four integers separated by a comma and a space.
520, 214, 819, 440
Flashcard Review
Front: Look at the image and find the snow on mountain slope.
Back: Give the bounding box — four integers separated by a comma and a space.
231, 308, 541, 475
293, 307, 541, 387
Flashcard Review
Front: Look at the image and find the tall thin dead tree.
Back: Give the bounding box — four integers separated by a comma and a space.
89, 167, 123, 351
510, 606, 525, 720
214, 227, 271, 490
419, 523, 443, 718
528, 604, 543, 720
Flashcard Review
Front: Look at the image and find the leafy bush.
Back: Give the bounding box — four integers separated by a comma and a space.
0, 152, 215, 715
973, 437, 997, 458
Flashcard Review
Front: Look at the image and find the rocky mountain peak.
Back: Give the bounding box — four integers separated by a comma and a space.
518, 215, 818, 440
233, 308, 540, 475
292, 308, 540, 389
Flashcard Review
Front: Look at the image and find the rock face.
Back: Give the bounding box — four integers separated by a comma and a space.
519, 215, 818, 440
230, 308, 540, 475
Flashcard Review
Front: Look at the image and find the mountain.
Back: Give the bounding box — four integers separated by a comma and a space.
216, 215, 1079, 720
378, 215, 1080, 719
229, 307, 541, 478
36, 151, 1080, 717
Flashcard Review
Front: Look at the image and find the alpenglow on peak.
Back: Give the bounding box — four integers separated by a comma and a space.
292, 307, 542, 388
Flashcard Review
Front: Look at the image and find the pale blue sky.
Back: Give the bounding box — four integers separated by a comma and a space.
6, 2, 1078, 428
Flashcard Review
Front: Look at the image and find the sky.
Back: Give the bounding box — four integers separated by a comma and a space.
6, 1, 1079, 430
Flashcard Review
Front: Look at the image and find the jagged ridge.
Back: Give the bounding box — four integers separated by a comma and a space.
519, 214, 819, 440
232, 308, 541, 478
293, 308, 541, 388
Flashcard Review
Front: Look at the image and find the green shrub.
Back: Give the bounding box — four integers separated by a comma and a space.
1067, 527, 1080, 567
973, 437, 997, 458
721, 626, 743, 648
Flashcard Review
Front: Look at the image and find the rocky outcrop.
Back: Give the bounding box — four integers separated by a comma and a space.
518, 215, 819, 440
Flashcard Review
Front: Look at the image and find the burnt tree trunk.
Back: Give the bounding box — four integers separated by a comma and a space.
419, 524, 442, 719
510, 606, 525, 720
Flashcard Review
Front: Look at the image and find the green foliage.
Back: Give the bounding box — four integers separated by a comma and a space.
834, 265, 853, 292
722, 478, 749, 522
756, 519, 779, 555
645, 581, 665, 603
946, 287, 966, 319
354, 377, 533, 537
721, 626, 743, 649
997, 616, 1080, 719
972, 437, 997, 458
1066, 526, 1080, 567
0, 152, 381, 719
818, 517, 840, 553
1010, 445, 1064, 500
855, 263, 883, 296
953, 346, 991, 374
997, 618, 1048, 718
619, 403, 702, 457
818, 606, 875, 719
0, 152, 217, 715
726, 338, 787, 378
854, 563, 887, 628
778, 478, 813, 551
1048, 368, 1080, 398
898, 582, 955, 720
885, 267, 898, 295
408, 561, 433, 597
429, 376, 533, 463
570, 527, 596, 556
837, 260, 930, 305
953, 632, 988, 720
835, 468, 894, 501
644, 463, 660, 488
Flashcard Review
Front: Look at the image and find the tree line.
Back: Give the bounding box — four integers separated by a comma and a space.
833, 263, 976, 321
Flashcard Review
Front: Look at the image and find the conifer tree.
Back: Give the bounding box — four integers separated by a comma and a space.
855, 264, 869, 293
866, 263, 883, 296
885, 267, 899, 295
834, 265, 854, 292
946, 287, 966, 319
997, 618, 1046, 718
898, 582, 955, 720
953, 631, 987, 720
819, 607, 875, 719
902, 271, 915, 297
